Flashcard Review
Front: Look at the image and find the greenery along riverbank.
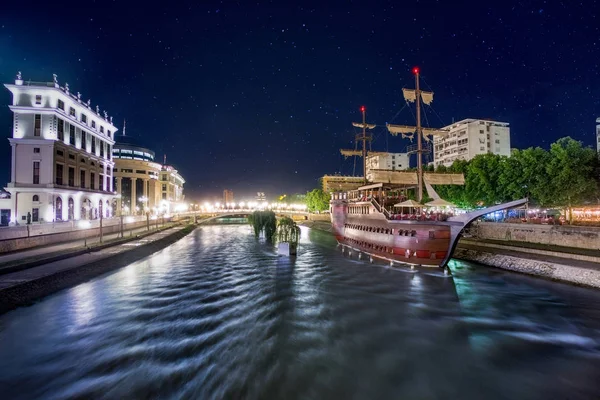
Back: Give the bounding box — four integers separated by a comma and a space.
430, 137, 599, 218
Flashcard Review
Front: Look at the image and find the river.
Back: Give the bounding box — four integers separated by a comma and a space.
1, 225, 600, 399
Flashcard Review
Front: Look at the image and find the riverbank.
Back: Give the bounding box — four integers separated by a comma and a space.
0, 224, 196, 314
300, 220, 600, 289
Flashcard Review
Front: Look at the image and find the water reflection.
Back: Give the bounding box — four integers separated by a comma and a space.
0, 226, 599, 399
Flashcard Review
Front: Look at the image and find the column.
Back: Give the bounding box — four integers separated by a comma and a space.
131, 177, 137, 215
61, 195, 68, 221
116, 177, 122, 214
143, 178, 149, 212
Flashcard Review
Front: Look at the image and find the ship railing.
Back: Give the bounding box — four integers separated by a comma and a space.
370, 198, 392, 219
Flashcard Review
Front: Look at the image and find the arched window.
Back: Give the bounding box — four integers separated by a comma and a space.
68, 198, 74, 220
55, 197, 62, 221
32, 195, 39, 202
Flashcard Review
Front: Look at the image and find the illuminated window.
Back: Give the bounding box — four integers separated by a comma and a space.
34, 114, 41, 136
69, 107, 75, 117
35, 95, 42, 105
33, 162, 40, 184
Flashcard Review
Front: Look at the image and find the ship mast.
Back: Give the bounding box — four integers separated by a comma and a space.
361, 106, 368, 184
387, 67, 441, 203
414, 68, 423, 202
343, 106, 376, 184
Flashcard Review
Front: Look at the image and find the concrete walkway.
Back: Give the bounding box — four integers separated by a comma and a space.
0, 226, 186, 291
0, 224, 171, 268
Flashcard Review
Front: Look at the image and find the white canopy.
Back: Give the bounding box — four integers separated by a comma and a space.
425, 199, 455, 208
394, 199, 422, 208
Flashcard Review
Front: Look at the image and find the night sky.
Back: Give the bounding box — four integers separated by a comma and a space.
1, 1, 599, 200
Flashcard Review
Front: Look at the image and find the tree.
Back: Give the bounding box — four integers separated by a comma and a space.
543, 137, 599, 223
248, 210, 277, 242
305, 188, 330, 212
498, 147, 550, 204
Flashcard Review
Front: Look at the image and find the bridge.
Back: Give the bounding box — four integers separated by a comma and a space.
194, 209, 311, 224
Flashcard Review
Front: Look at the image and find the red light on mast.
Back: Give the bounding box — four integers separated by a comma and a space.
360, 105, 365, 112
412, 66, 420, 75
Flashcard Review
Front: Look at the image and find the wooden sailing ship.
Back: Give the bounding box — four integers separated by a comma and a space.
330, 67, 526, 269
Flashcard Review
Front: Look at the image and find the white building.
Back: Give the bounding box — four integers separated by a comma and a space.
365, 152, 409, 181
159, 165, 185, 214
433, 119, 510, 168
3, 72, 117, 225
596, 118, 600, 153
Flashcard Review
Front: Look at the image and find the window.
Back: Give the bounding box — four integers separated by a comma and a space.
107, 130, 111, 139
80, 170, 86, 188
479, 130, 484, 134
56, 150, 64, 156
480, 146, 485, 151
57, 119, 64, 141
106, 176, 110, 191
100, 126, 104, 133
495, 139, 500, 144
90, 173, 95, 190
32, 195, 39, 202
68, 167, 75, 187
69, 107, 75, 117
32, 208, 39, 222
34, 114, 41, 136
33, 161, 40, 184
91, 120, 96, 129
69, 153, 75, 160
136, 170, 146, 174
33, 147, 40, 153
69, 125, 75, 145
56, 164, 63, 185
81, 131, 87, 150
162, 184, 167, 191
80, 158, 86, 163
99, 174, 103, 191
162, 193, 167, 200
91, 137, 96, 153
35, 95, 42, 105
81, 114, 87, 124
100, 142, 104, 158
58, 99, 64, 111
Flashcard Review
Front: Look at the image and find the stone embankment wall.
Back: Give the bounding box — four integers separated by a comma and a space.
308, 213, 331, 222
454, 248, 600, 289
473, 222, 600, 250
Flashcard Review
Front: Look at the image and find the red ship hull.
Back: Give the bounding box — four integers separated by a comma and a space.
330, 196, 528, 268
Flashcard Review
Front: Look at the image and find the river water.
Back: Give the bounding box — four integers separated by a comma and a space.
1, 225, 600, 399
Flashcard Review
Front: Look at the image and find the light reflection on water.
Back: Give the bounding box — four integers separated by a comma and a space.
0, 225, 599, 399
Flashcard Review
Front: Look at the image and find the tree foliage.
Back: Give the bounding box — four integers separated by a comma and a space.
305, 188, 330, 212
432, 137, 599, 212
248, 210, 277, 242
277, 216, 301, 244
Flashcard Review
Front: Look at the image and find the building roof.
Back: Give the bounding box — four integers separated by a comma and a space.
443, 118, 509, 129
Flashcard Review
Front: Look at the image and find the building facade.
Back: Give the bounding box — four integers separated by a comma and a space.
3, 73, 117, 225
223, 189, 234, 205
112, 141, 162, 215
365, 152, 409, 181
159, 165, 185, 213
433, 119, 511, 168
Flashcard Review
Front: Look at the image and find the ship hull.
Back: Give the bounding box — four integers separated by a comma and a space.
331, 200, 451, 267
330, 197, 528, 268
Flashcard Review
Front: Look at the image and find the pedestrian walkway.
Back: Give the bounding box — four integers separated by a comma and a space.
0, 224, 172, 268
0, 226, 186, 291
